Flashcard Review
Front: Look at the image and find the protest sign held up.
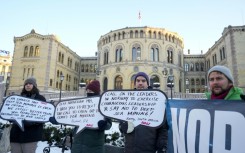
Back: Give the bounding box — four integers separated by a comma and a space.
54, 96, 104, 134
99, 89, 167, 128
0, 95, 55, 131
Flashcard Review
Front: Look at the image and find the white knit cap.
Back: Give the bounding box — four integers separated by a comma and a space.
207, 65, 234, 83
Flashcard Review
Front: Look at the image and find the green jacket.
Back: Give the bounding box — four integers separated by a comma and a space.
205, 87, 244, 100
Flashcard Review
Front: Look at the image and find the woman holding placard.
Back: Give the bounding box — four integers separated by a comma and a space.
71, 80, 112, 153
10, 77, 46, 153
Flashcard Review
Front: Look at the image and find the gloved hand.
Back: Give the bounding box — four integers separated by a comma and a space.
49, 117, 59, 125
119, 121, 134, 134
98, 119, 112, 131
240, 94, 245, 101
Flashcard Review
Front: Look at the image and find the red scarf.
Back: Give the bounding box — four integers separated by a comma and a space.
211, 85, 233, 100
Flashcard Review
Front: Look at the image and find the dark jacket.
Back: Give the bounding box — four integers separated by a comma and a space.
10, 93, 46, 143
123, 117, 168, 153
71, 120, 112, 153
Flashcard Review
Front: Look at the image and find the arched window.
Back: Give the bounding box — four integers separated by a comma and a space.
118, 33, 121, 40
148, 31, 152, 38
196, 78, 200, 85
167, 47, 173, 63
200, 62, 204, 71
191, 78, 195, 85
131, 74, 136, 89
122, 32, 126, 39
29, 46, 34, 57
185, 78, 189, 85
104, 50, 109, 65
85, 64, 88, 72
184, 63, 189, 71
61, 54, 64, 63
58, 52, 61, 62
115, 46, 123, 62
150, 45, 159, 62
81, 64, 84, 72
190, 63, 194, 71
153, 32, 156, 38
130, 31, 133, 38
113, 33, 116, 41
114, 75, 123, 89
24, 46, 28, 57
140, 30, 144, 38
158, 32, 161, 39
34, 46, 39, 56
195, 63, 199, 71
135, 31, 138, 38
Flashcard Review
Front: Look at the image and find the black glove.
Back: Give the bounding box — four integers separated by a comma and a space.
98, 119, 112, 131
119, 121, 134, 134
240, 94, 245, 101
49, 117, 59, 125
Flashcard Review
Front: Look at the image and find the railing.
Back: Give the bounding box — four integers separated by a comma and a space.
172, 92, 207, 99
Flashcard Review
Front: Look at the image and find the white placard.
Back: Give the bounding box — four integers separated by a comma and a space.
99, 90, 167, 128
0, 95, 55, 131
55, 97, 104, 133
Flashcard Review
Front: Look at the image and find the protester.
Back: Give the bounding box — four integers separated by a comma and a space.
119, 72, 168, 153
71, 80, 112, 153
10, 77, 46, 153
206, 65, 243, 100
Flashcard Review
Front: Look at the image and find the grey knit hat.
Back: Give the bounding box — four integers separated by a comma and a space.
24, 77, 37, 87
207, 65, 234, 83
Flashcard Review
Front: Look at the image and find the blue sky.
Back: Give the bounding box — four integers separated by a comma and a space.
0, 0, 244, 56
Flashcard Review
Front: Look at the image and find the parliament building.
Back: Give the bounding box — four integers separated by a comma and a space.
7, 25, 245, 95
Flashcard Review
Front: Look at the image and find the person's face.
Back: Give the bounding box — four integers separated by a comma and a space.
208, 71, 233, 95
135, 76, 148, 89
25, 83, 34, 91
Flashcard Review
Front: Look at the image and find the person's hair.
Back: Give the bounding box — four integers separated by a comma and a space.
21, 85, 40, 95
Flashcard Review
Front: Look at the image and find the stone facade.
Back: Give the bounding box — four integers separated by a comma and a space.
7, 25, 245, 95
0, 51, 11, 97
8, 29, 81, 95
97, 26, 184, 93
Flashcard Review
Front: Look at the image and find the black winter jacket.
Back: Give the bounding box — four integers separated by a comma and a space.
123, 116, 168, 153
10, 93, 46, 143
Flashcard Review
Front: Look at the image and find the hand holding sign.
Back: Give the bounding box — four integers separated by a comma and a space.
0, 95, 55, 131
54, 97, 104, 134
99, 90, 167, 128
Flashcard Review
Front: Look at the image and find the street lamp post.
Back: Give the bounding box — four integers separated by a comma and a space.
59, 74, 64, 102
167, 75, 174, 99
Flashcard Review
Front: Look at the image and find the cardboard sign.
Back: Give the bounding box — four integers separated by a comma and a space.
54, 97, 104, 133
99, 90, 167, 128
0, 95, 55, 131
167, 99, 245, 153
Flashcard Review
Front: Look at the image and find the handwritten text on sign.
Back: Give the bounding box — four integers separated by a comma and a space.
99, 90, 167, 127
0, 95, 54, 131
55, 97, 104, 133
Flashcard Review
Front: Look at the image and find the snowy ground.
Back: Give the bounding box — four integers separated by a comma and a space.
1, 118, 120, 153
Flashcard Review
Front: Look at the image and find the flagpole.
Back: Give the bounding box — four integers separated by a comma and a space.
138, 11, 141, 26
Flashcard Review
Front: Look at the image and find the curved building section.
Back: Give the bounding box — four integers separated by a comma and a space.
97, 26, 184, 92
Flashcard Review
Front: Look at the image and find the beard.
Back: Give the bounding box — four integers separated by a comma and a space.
211, 85, 231, 95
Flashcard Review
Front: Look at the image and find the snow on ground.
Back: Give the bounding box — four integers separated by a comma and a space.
1, 118, 121, 153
